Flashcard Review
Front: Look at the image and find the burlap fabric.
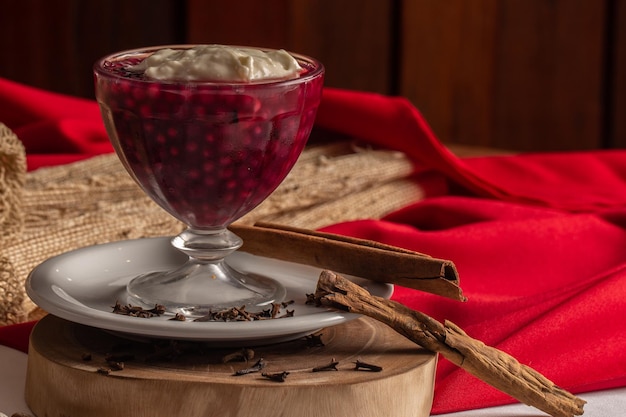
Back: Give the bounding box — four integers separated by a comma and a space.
0, 124, 423, 325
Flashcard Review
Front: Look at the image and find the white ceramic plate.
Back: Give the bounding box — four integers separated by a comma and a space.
26, 237, 392, 344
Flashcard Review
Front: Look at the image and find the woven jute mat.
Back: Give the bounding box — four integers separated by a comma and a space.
0, 124, 424, 325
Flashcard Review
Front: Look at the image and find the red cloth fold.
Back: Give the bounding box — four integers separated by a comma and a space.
0, 321, 35, 353
0, 77, 112, 170
1, 78, 625, 414
317, 88, 626, 212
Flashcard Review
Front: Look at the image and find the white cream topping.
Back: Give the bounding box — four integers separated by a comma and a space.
129, 45, 302, 82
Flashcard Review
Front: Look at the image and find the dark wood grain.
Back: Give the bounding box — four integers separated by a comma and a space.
0, 0, 622, 151
286, 0, 394, 93
0, 0, 183, 98
187, 0, 394, 93
610, 0, 626, 148
186, 0, 291, 49
399, 0, 499, 149
492, 0, 606, 151
400, 0, 607, 151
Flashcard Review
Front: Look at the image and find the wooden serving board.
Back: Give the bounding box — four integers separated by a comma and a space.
25, 315, 437, 417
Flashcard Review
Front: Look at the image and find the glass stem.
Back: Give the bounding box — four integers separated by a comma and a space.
171, 227, 242, 262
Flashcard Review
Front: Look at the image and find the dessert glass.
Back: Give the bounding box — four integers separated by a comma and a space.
94, 45, 324, 316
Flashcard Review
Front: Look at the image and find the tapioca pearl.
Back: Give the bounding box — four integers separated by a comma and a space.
191, 92, 212, 106
208, 93, 259, 114
131, 86, 147, 101
218, 155, 232, 167
185, 122, 205, 138
146, 84, 161, 100
220, 165, 235, 179
149, 91, 186, 116
271, 98, 298, 115
241, 177, 257, 190
219, 191, 235, 206
202, 160, 216, 174
221, 125, 253, 151
185, 141, 199, 153
119, 80, 134, 95
239, 131, 256, 148
156, 133, 167, 145
109, 80, 129, 95
266, 135, 280, 150
271, 148, 288, 163
237, 163, 253, 176
224, 149, 243, 165
204, 176, 217, 188
167, 127, 178, 138
139, 104, 153, 118
250, 122, 271, 141
141, 125, 155, 141
123, 97, 137, 109
105, 95, 121, 111
169, 146, 180, 157
194, 106, 207, 117
225, 179, 238, 190
201, 148, 213, 159
235, 94, 262, 113
249, 107, 271, 122
145, 101, 170, 117
198, 202, 211, 213
205, 133, 217, 145
221, 94, 238, 108
221, 191, 238, 207
238, 158, 259, 174
247, 151, 263, 167
180, 88, 194, 101
162, 90, 185, 105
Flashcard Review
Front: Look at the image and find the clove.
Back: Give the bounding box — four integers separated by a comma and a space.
234, 358, 267, 376
262, 371, 289, 382
354, 359, 382, 372
193, 303, 295, 322
96, 367, 111, 375
169, 313, 186, 321
304, 333, 324, 347
111, 301, 165, 318
312, 358, 339, 372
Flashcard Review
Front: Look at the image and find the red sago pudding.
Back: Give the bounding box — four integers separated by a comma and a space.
94, 46, 324, 229
94, 45, 324, 314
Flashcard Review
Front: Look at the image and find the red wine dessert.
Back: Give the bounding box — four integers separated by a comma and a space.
94, 46, 324, 229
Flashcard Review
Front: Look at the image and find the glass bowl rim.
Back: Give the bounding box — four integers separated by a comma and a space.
93, 44, 325, 87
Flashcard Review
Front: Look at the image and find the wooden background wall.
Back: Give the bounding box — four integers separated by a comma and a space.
0, 0, 624, 151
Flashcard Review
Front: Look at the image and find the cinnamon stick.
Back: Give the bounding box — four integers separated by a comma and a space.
314, 270, 586, 417
230, 222, 465, 301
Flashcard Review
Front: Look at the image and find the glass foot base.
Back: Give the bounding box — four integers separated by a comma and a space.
126, 259, 287, 317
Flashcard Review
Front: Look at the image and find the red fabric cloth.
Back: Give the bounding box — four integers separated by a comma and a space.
0, 77, 112, 170
1, 78, 625, 414
0, 321, 35, 353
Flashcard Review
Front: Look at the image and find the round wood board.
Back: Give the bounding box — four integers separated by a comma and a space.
25, 314, 437, 417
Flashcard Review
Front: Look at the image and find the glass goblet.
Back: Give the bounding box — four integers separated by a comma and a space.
94, 45, 324, 316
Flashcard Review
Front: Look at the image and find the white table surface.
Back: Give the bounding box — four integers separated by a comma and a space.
2, 344, 624, 416
0, 345, 29, 414
435, 386, 626, 416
